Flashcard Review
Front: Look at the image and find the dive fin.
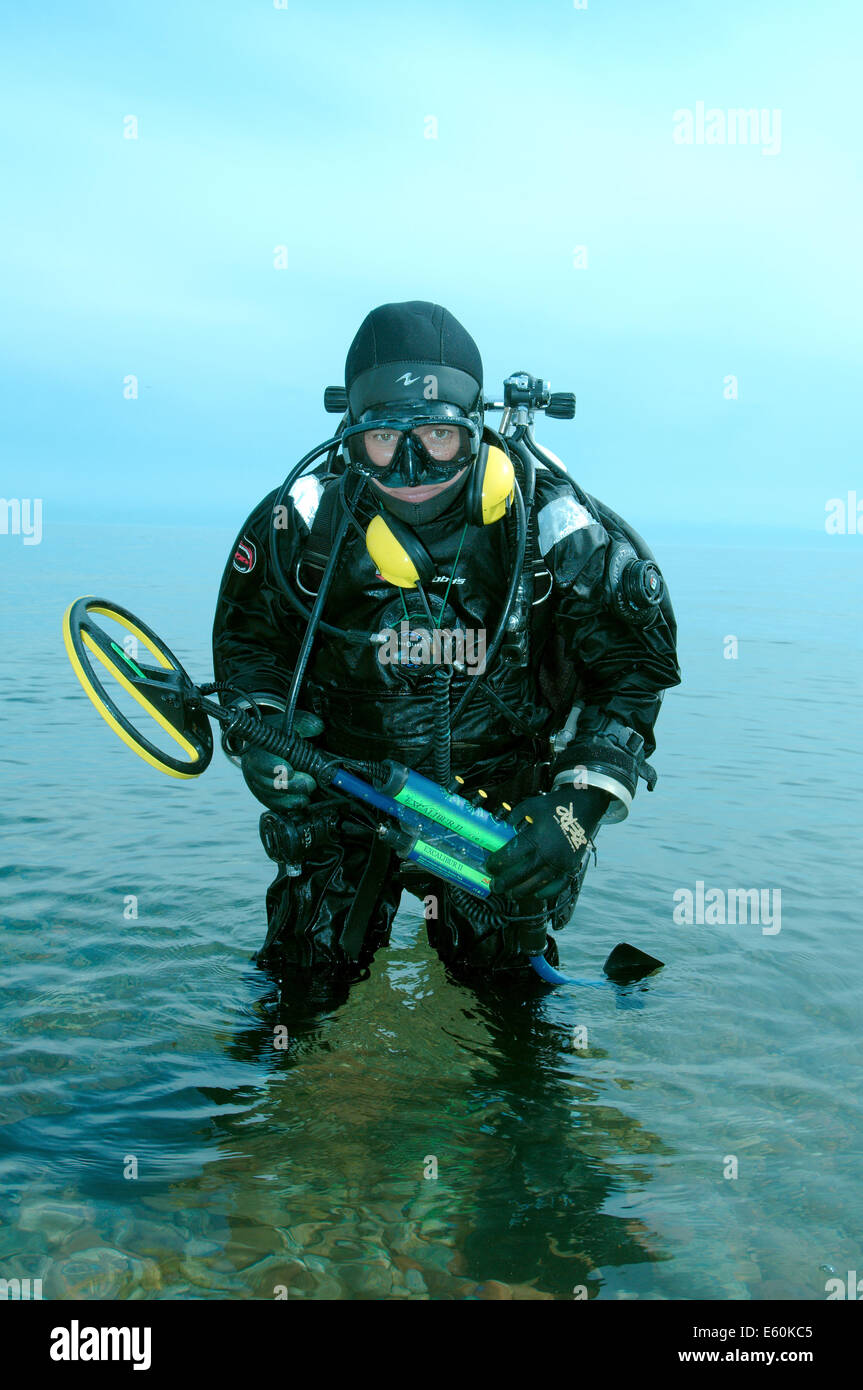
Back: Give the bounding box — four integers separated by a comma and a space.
602, 942, 664, 984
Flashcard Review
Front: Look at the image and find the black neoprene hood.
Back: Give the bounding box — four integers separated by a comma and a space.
344, 300, 483, 419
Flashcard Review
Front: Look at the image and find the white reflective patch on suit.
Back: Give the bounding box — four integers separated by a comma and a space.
289, 475, 324, 530
537, 494, 594, 555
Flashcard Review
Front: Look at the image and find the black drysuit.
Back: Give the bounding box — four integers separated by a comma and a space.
212, 454, 681, 983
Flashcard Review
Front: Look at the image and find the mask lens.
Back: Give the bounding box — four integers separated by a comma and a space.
412, 424, 463, 463
362, 427, 405, 468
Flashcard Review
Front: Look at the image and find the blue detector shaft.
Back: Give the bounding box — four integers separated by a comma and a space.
332, 765, 513, 897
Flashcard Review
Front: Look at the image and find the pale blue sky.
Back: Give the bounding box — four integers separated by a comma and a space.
1, 0, 860, 533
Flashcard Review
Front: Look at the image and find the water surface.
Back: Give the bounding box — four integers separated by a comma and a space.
1, 521, 860, 1300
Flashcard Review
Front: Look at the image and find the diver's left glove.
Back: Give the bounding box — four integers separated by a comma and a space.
487, 785, 611, 901
240, 710, 324, 813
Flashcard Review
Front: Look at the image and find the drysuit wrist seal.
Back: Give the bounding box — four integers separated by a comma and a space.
552, 717, 657, 822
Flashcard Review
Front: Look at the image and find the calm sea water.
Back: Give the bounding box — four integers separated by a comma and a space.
1, 520, 860, 1300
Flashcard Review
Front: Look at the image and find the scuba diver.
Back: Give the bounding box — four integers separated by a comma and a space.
211, 301, 681, 990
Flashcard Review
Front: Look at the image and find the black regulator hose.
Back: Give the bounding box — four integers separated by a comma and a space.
431, 667, 452, 788
271, 430, 345, 522
520, 429, 604, 525
449, 474, 527, 726
197, 696, 389, 789
503, 430, 541, 669
268, 430, 370, 648
509, 428, 538, 548
411, 472, 528, 775
281, 472, 359, 737
200, 697, 335, 781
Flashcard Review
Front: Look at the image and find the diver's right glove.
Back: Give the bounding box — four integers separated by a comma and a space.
487, 785, 611, 901
240, 710, 324, 813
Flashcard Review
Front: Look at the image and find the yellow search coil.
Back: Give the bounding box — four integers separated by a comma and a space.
62, 596, 212, 778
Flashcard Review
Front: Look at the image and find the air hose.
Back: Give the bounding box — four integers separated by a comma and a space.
212, 699, 388, 789
410, 471, 528, 775
520, 430, 603, 523
281, 473, 355, 736
267, 431, 371, 647
527, 954, 607, 988
431, 667, 452, 788
444, 882, 604, 986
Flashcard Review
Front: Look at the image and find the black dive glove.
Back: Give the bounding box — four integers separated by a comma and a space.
240, 711, 324, 813
487, 785, 612, 901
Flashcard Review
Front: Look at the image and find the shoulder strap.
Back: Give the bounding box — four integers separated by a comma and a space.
296, 480, 344, 594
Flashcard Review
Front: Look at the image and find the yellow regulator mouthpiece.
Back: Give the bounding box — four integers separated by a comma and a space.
479, 445, 515, 525
365, 513, 423, 589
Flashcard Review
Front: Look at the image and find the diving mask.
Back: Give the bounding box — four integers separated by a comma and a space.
343, 402, 480, 489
